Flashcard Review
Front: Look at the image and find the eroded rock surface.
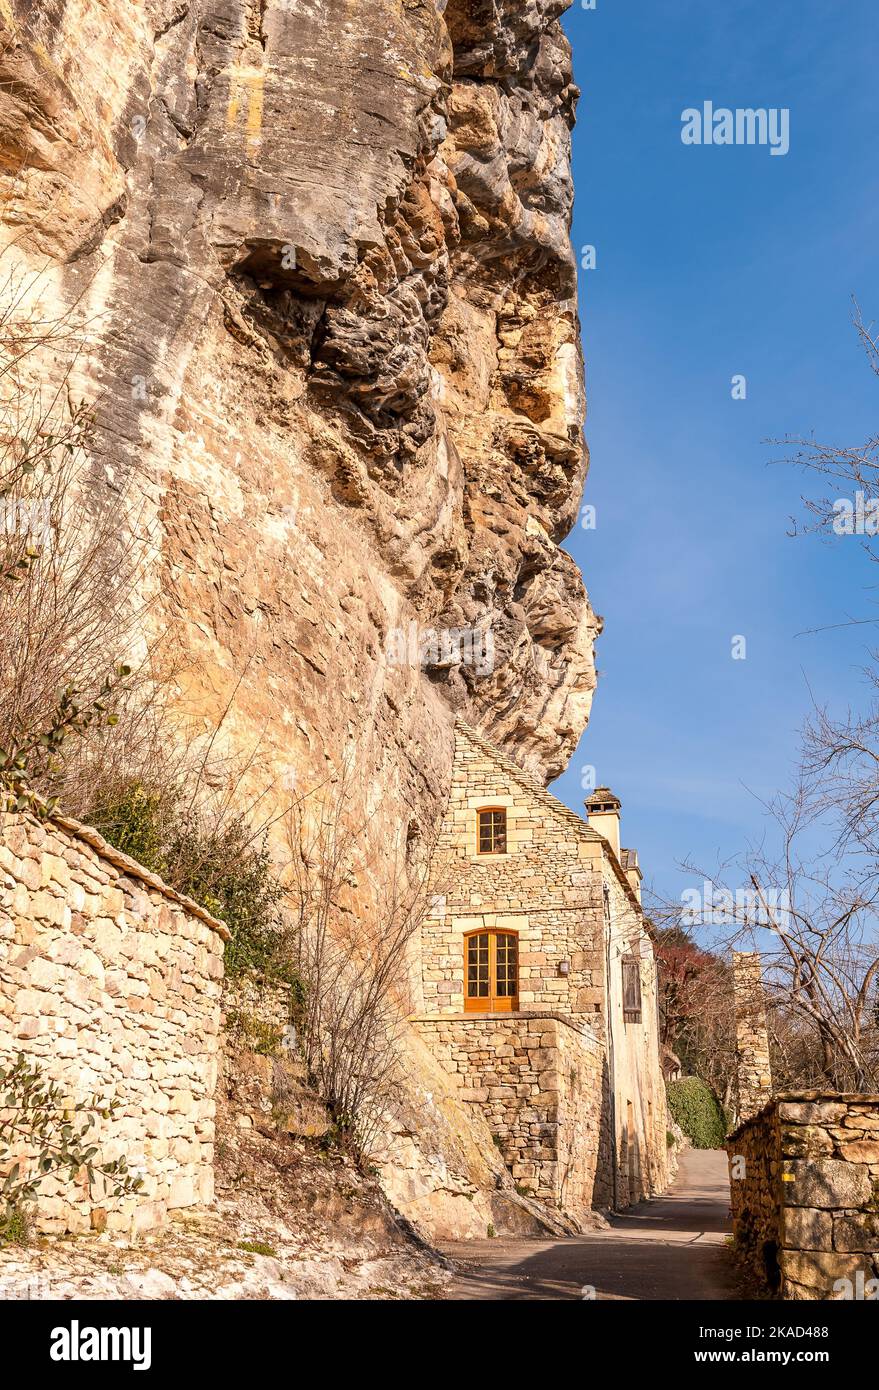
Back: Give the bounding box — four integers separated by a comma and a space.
0, 0, 598, 1233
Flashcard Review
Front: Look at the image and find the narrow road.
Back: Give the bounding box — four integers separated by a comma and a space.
442, 1149, 739, 1300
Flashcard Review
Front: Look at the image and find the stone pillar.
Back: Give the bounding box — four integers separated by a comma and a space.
732, 951, 773, 1123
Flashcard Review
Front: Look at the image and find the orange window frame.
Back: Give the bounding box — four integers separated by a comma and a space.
477, 807, 508, 855
464, 929, 519, 1013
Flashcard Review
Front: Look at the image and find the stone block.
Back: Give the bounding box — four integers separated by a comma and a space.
838, 1140, 879, 1165
29, 890, 68, 927
130, 1200, 167, 1236
780, 1125, 834, 1158
778, 1101, 847, 1126
832, 1213, 879, 1253
843, 1113, 879, 1130
781, 1249, 869, 1296
785, 1159, 871, 1209
167, 1174, 196, 1209
781, 1205, 832, 1249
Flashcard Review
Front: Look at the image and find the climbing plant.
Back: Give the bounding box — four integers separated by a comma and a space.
0, 668, 131, 819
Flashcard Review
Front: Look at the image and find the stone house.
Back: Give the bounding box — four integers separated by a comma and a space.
413, 723, 668, 1219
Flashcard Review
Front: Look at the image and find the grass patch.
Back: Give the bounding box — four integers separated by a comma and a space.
237, 1239, 277, 1258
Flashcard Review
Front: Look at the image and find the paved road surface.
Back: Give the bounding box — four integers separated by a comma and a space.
441, 1149, 739, 1300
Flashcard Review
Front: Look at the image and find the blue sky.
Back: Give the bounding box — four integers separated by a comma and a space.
552, 0, 879, 903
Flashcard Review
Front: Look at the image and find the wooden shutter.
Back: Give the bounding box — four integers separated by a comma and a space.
622, 957, 643, 1023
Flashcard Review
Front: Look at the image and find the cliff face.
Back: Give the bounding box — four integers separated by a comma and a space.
0, 0, 597, 1235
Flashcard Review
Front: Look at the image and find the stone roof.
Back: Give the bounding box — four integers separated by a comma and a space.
585, 786, 621, 810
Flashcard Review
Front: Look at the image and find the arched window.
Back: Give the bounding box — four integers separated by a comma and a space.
465, 930, 519, 1012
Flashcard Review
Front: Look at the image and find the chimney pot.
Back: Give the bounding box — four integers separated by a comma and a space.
585, 786, 622, 860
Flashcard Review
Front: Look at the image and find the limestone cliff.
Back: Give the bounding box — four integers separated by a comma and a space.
0, 0, 598, 1236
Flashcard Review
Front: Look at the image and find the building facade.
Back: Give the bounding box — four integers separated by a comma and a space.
413, 723, 668, 1219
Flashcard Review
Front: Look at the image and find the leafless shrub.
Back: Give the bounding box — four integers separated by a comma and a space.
0, 253, 172, 812
285, 757, 438, 1159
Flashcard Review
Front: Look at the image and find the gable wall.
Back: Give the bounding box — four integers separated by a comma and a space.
420, 725, 669, 1211
421, 727, 607, 1024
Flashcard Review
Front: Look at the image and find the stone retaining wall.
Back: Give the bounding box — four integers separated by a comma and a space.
728, 1093, 879, 1299
413, 1012, 611, 1215
0, 812, 227, 1236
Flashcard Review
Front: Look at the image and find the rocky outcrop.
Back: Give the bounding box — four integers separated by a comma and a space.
0, 0, 596, 1233
0, 0, 595, 779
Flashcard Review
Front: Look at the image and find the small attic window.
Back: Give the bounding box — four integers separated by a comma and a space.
478, 808, 507, 855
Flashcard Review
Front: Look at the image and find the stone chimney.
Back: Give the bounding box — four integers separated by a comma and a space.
620, 848, 642, 902
732, 952, 773, 1122
585, 787, 622, 861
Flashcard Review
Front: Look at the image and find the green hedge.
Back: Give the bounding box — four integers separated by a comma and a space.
667, 1077, 727, 1149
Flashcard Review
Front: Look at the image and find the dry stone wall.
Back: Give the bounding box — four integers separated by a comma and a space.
728, 1093, 879, 1299
414, 1012, 611, 1216
0, 812, 227, 1236
732, 952, 774, 1123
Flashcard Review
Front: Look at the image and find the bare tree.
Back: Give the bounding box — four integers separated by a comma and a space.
0, 254, 172, 814
668, 303, 879, 1092
663, 767, 879, 1092
285, 758, 438, 1158
780, 298, 879, 554
652, 926, 737, 1110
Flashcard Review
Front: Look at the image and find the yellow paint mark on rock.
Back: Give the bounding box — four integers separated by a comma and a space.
225, 63, 266, 158
246, 75, 264, 150
226, 88, 242, 127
